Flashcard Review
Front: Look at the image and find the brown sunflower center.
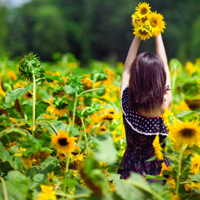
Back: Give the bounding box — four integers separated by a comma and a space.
27, 92, 32, 97
150, 18, 157, 27
103, 116, 113, 121
100, 127, 106, 131
139, 30, 148, 35
141, 8, 148, 15
58, 138, 69, 146
141, 17, 148, 23
108, 111, 115, 114
180, 128, 196, 138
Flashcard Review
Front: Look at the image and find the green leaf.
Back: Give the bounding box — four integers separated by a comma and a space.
114, 177, 150, 200
64, 85, 77, 94
29, 174, 46, 190
63, 179, 77, 187
52, 120, 69, 132
44, 73, 64, 82
94, 137, 117, 165
146, 156, 157, 162
35, 101, 49, 119
128, 173, 152, 190
5, 171, 29, 200
188, 172, 200, 181
0, 141, 14, 168
145, 175, 166, 181
193, 145, 200, 155
193, 188, 200, 194
5, 85, 32, 104
169, 58, 182, 72
69, 127, 82, 136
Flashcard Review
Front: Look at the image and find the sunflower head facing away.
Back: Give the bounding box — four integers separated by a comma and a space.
46, 97, 69, 117
168, 120, 200, 149
51, 130, 77, 154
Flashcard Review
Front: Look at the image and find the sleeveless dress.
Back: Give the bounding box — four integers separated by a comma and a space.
118, 86, 170, 183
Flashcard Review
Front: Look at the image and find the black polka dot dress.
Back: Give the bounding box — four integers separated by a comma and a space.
118, 87, 170, 182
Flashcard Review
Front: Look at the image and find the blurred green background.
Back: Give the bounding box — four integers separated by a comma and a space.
1, 0, 200, 65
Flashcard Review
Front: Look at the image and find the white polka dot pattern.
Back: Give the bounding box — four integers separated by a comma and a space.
121, 87, 168, 136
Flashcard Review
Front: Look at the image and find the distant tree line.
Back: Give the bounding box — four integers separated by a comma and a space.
1, 0, 200, 64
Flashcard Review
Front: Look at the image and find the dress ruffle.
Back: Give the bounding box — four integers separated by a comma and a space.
121, 87, 168, 136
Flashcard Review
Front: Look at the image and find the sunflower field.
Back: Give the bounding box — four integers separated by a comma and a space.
0, 50, 200, 200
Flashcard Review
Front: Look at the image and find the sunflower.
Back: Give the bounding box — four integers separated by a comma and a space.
7, 71, 17, 81
81, 75, 93, 90
166, 176, 176, 189
133, 27, 152, 41
106, 108, 116, 115
24, 91, 33, 99
168, 120, 200, 149
56, 152, 66, 162
131, 14, 140, 29
47, 171, 57, 183
185, 61, 195, 75
191, 153, 200, 175
97, 125, 107, 134
135, 2, 151, 17
160, 162, 173, 177
148, 12, 165, 36
97, 114, 114, 123
72, 153, 84, 163
22, 156, 36, 169
152, 135, 164, 160
46, 98, 69, 117
37, 185, 56, 200
161, 107, 174, 126
51, 130, 76, 154
0, 81, 6, 98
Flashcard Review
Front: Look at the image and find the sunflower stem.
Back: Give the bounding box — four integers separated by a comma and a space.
0, 128, 28, 138
72, 92, 78, 127
32, 73, 36, 136
65, 153, 70, 174
38, 120, 58, 135
175, 145, 186, 194
63, 153, 70, 199
77, 87, 104, 98
80, 117, 88, 154
0, 177, 9, 200
171, 67, 177, 97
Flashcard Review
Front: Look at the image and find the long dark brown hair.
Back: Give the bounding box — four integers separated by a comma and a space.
129, 51, 167, 112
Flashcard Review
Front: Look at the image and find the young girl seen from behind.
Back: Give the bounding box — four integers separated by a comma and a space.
118, 34, 172, 182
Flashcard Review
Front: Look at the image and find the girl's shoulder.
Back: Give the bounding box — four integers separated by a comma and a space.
121, 86, 168, 136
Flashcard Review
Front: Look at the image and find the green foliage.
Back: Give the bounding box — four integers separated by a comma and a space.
0, 171, 29, 200
5, 85, 32, 105
2, 0, 200, 63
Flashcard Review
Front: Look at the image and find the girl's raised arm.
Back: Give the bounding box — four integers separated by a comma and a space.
155, 34, 172, 109
121, 36, 141, 91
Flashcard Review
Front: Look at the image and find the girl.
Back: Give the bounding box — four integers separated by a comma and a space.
118, 34, 172, 182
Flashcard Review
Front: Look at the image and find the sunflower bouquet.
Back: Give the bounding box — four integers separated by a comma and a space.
132, 2, 166, 40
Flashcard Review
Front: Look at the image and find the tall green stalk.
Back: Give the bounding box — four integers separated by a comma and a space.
32, 74, 36, 136
80, 117, 88, 154
0, 177, 9, 200
72, 92, 78, 127
176, 145, 186, 194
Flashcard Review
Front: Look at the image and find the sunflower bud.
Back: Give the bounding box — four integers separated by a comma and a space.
18, 52, 44, 81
